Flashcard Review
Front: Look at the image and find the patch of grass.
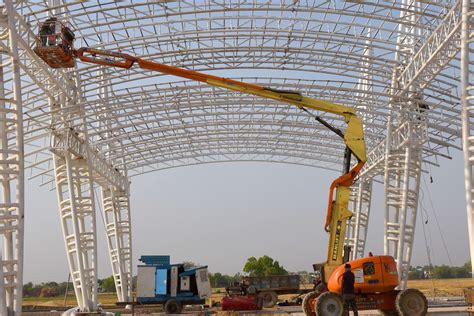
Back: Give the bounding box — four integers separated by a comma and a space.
408, 278, 474, 298
23, 293, 119, 308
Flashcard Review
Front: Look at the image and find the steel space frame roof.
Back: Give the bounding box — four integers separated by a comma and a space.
5, 0, 463, 184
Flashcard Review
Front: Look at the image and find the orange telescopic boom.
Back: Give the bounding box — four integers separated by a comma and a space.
40, 43, 366, 280
32, 19, 430, 313
73, 49, 366, 270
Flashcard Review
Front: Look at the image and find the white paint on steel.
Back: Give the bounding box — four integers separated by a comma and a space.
1, 2, 25, 315
460, 0, 474, 277
0, 0, 471, 312
101, 187, 132, 302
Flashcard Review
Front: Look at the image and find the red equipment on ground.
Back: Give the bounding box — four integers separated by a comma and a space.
221, 294, 263, 311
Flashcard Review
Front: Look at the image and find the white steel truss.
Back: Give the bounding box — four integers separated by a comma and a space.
53, 153, 97, 311
0, 0, 472, 312
399, 0, 462, 91
382, 0, 426, 288
0, 2, 25, 315
50, 75, 98, 311
101, 187, 132, 303
346, 32, 375, 261
384, 122, 424, 288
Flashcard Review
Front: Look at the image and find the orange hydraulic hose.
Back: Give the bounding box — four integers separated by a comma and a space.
324, 161, 364, 232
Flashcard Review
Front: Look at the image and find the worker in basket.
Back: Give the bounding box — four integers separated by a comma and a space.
39, 17, 75, 49
39, 17, 58, 46
39, 18, 52, 46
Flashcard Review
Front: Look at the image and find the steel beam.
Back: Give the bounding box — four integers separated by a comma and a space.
382, 0, 426, 289
0, 2, 25, 315
460, 0, 474, 277
361, 1, 462, 180
50, 74, 99, 311
53, 152, 97, 311
399, 1, 462, 91
384, 129, 423, 288
51, 130, 128, 192
97, 66, 132, 302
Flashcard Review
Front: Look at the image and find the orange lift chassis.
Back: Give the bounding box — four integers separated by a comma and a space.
34, 23, 428, 316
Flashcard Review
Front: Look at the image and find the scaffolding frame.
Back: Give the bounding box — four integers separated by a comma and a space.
0, 0, 470, 312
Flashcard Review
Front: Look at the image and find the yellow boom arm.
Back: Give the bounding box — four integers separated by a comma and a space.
74, 47, 367, 275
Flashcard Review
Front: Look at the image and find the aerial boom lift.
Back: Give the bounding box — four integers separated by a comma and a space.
34, 23, 427, 316
74, 46, 366, 265
74, 47, 366, 279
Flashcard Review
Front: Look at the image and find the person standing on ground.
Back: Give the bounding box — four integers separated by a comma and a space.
342, 263, 358, 316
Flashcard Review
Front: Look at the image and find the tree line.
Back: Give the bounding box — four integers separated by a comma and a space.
408, 261, 471, 280
23, 276, 138, 298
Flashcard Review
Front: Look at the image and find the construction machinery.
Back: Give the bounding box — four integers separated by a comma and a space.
34, 23, 428, 316
136, 256, 211, 314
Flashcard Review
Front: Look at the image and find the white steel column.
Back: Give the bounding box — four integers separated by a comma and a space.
0, 2, 25, 315
384, 130, 423, 288
383, 0, 424, 288
460, 0, 474, 277
101, 187, 132, 302
51, 73, 98, 311
53, 153, 97, 311
347, 30, 374, 260
97, 67, 132, 302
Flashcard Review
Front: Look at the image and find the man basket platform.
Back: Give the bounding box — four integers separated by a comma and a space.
33, 17, 75, 68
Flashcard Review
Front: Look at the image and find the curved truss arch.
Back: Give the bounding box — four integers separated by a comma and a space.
1, 0, 471, 313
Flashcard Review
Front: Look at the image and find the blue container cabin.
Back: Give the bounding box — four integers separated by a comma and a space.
136, 255, 211, 311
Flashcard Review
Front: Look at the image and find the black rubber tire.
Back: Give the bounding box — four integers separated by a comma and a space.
395, 288, 428, 316
164, 299, 183, 314
247, 285, 257, 294
315, 292, 343, 316
314, 283, 327, 294
258, 291, 278, 308
302, 291, 320, 316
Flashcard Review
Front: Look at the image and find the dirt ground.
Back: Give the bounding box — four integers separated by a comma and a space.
22, 278, 474, 309
408, 278, 474, 298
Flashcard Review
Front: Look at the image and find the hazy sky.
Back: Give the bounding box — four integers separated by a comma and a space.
21, 148, 468, 284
